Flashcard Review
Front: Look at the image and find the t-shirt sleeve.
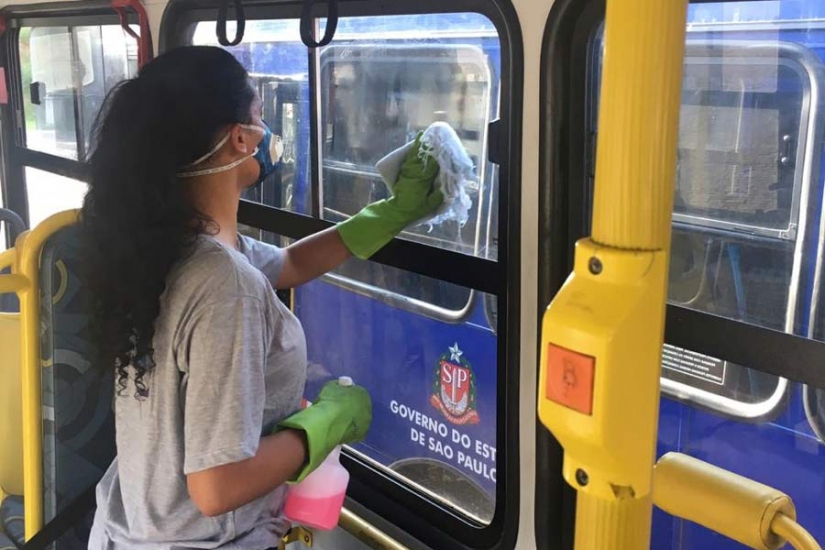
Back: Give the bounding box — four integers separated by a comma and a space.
181, 295, 268, 475
238, 234, 286, 285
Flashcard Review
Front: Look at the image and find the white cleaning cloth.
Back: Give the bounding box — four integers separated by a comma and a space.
376, 121, 476, 230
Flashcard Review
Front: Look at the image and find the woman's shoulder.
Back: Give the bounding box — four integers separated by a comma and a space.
168, 235, 270, 301
237, 234, 286, 282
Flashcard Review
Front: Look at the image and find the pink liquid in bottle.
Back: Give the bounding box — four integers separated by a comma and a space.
284, 445, 350, 530
284, 377, 353, 530
284, 489, 347, 530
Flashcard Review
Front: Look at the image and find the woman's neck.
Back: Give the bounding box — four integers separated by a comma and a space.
190, 176, 242, 249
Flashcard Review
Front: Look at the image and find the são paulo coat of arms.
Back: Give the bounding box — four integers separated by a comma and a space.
430, 343, 480, 425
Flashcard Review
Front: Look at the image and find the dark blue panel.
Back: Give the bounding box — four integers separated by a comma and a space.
295, 280, 498, 505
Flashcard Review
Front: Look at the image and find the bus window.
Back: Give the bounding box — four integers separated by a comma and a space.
318, 15, 498, 261
294, 265, 497, 524
330, 261, 473, 314
20, 25, 138, 160
192, 12, 503, 525
319, 44, 492, 257
194, 14, 499, 315
25, 168, 87, 228
586, 32, 821, 418
193, 20, 311, 217
321, 15, 499, 315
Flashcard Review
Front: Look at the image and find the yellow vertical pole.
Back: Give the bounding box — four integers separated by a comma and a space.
16, 229, 45, 539
592, 0, 688, 249
537, 0, 688, 548
15, 210, 79, 539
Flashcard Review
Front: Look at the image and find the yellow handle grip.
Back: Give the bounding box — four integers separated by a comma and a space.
654, 452, 795, 550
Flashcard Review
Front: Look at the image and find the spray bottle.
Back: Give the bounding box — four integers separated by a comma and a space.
284, 376, 352, 530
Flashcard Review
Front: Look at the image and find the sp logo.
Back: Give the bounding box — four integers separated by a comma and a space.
430, 343, 480, 425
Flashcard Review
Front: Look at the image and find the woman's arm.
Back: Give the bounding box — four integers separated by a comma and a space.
272, 134, 444, 289
274, 227, 352, 289
186, 429, 308, 517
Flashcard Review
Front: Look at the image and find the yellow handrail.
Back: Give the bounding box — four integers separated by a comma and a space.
0, 247, 16, 271
0, 312, 23, 497
537, 0, 688, 547
339, 507, 407, 550
654, 452, 822, 550
773, 514, 822, 550
0, 274, 28, 295
0, 209, 80, 540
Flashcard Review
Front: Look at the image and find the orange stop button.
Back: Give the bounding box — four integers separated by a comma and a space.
545, 344, 595, 415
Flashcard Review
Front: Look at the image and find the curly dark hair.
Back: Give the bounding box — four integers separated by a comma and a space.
79, 46, 257, 398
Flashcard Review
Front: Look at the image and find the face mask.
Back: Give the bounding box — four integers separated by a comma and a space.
178, 122, 283, 181
251, 122, 283, 188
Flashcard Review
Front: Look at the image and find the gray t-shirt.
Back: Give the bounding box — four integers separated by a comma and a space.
88, 234, 307, 549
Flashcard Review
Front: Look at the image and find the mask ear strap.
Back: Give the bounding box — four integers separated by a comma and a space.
179, 125, 264, 177
185, 132, 232, 168
178, 149, 257, 178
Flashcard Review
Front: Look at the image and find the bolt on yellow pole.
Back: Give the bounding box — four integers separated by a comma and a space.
537, 0, 688, 548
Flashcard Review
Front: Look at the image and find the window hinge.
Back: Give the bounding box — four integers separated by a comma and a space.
487, 118, 503, 165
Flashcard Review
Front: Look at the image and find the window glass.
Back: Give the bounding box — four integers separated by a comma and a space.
297, 268, 497, 523
19, 25, 138, 159
193, 20, 311, 214
25, 167, 87, 228
676, 55, 801, 235
318, 14, 500, 261
330, 261, 472, 313
195, 14, 501, 523
239, 223, 475, 310
587, 13, 825, 416
194, 13, 500, 313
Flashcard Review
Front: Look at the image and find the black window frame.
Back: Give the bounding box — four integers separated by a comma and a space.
540, 0, 825, 548
0, 1, 142, 231
160, 1, 523, 549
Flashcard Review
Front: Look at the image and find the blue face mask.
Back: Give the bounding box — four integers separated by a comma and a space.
251, 121, 281, 187
178, 121, 282, 182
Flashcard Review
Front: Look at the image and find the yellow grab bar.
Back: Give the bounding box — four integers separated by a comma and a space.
0, 209, 80, 540
339, 507, 408, 550
0, 274, 28, 295
654, 452, 822, 550
537, 0, 688, 547
772, 514, 822, 550
0, 247, 16, 271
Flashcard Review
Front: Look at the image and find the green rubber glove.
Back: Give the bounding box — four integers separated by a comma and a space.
337, 133, 444, 259
275, 379, 372, 483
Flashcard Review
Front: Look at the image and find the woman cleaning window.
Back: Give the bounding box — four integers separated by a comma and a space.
81, 45, 442, 549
